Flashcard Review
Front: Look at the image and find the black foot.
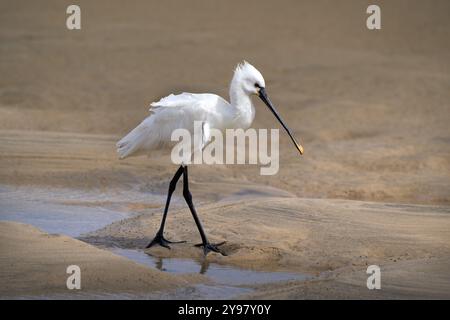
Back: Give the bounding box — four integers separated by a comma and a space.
195, 241, 227, 256
146, 232, 186, 249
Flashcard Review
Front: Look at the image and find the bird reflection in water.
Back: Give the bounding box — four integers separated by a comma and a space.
152, 256, 211, 275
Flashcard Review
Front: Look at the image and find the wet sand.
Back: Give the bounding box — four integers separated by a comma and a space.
1, 131, 450, 299
0, 221, 201, 298
1, 0, 450, 299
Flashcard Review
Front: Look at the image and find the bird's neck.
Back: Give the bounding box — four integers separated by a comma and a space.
229, 83, 255, 129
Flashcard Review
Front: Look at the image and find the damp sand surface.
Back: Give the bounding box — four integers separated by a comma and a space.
0, 186, 311, 299
1, 177, 450, 299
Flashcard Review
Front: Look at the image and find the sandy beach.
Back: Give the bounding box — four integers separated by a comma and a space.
1, 0, 450, 299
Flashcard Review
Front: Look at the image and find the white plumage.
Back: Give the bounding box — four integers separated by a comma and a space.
117, 61, 265, 159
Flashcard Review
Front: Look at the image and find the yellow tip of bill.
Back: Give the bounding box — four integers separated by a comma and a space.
296, 143, 304, 155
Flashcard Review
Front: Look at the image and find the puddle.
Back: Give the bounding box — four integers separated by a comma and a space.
0, 185, 166, 237
112, 248, 309, 286
0, 183, 290, 237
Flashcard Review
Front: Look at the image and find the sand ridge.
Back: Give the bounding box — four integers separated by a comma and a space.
0, 221, 202, 298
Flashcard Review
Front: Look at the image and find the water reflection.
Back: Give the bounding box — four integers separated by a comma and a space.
112, 248, 310, 286
153, 255, 210, 274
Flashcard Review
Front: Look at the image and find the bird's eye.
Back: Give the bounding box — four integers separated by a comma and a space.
254, 83, 260, 88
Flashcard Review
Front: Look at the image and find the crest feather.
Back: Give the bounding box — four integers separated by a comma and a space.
234, 60, 253, 75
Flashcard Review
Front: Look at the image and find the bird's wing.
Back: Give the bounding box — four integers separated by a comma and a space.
116, 93, 226, 159
150, 92, 227, 111
149, 93, 226, 129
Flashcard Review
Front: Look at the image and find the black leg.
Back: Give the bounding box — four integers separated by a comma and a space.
182, 165, 226, 256
146, 165, 185, 249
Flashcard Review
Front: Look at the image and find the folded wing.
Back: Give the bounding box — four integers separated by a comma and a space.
116, 92, 226, 159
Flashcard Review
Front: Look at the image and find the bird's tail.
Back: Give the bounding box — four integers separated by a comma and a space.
116, 119, 152, 159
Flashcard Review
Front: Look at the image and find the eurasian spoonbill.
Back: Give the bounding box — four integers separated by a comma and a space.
116, 61, 303, 256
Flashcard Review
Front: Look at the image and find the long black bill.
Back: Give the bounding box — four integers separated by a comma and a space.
258, 87, 304, 155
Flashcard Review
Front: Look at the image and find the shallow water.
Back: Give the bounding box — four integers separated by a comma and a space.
0, 184, 165, 237
112, 248, 309, 286
0, 183, 291, 237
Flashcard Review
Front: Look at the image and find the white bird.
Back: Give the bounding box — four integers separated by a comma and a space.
117, 61, 304, 256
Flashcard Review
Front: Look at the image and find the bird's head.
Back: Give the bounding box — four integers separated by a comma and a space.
233, 61, 266, 95
232, 61, 304, 156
